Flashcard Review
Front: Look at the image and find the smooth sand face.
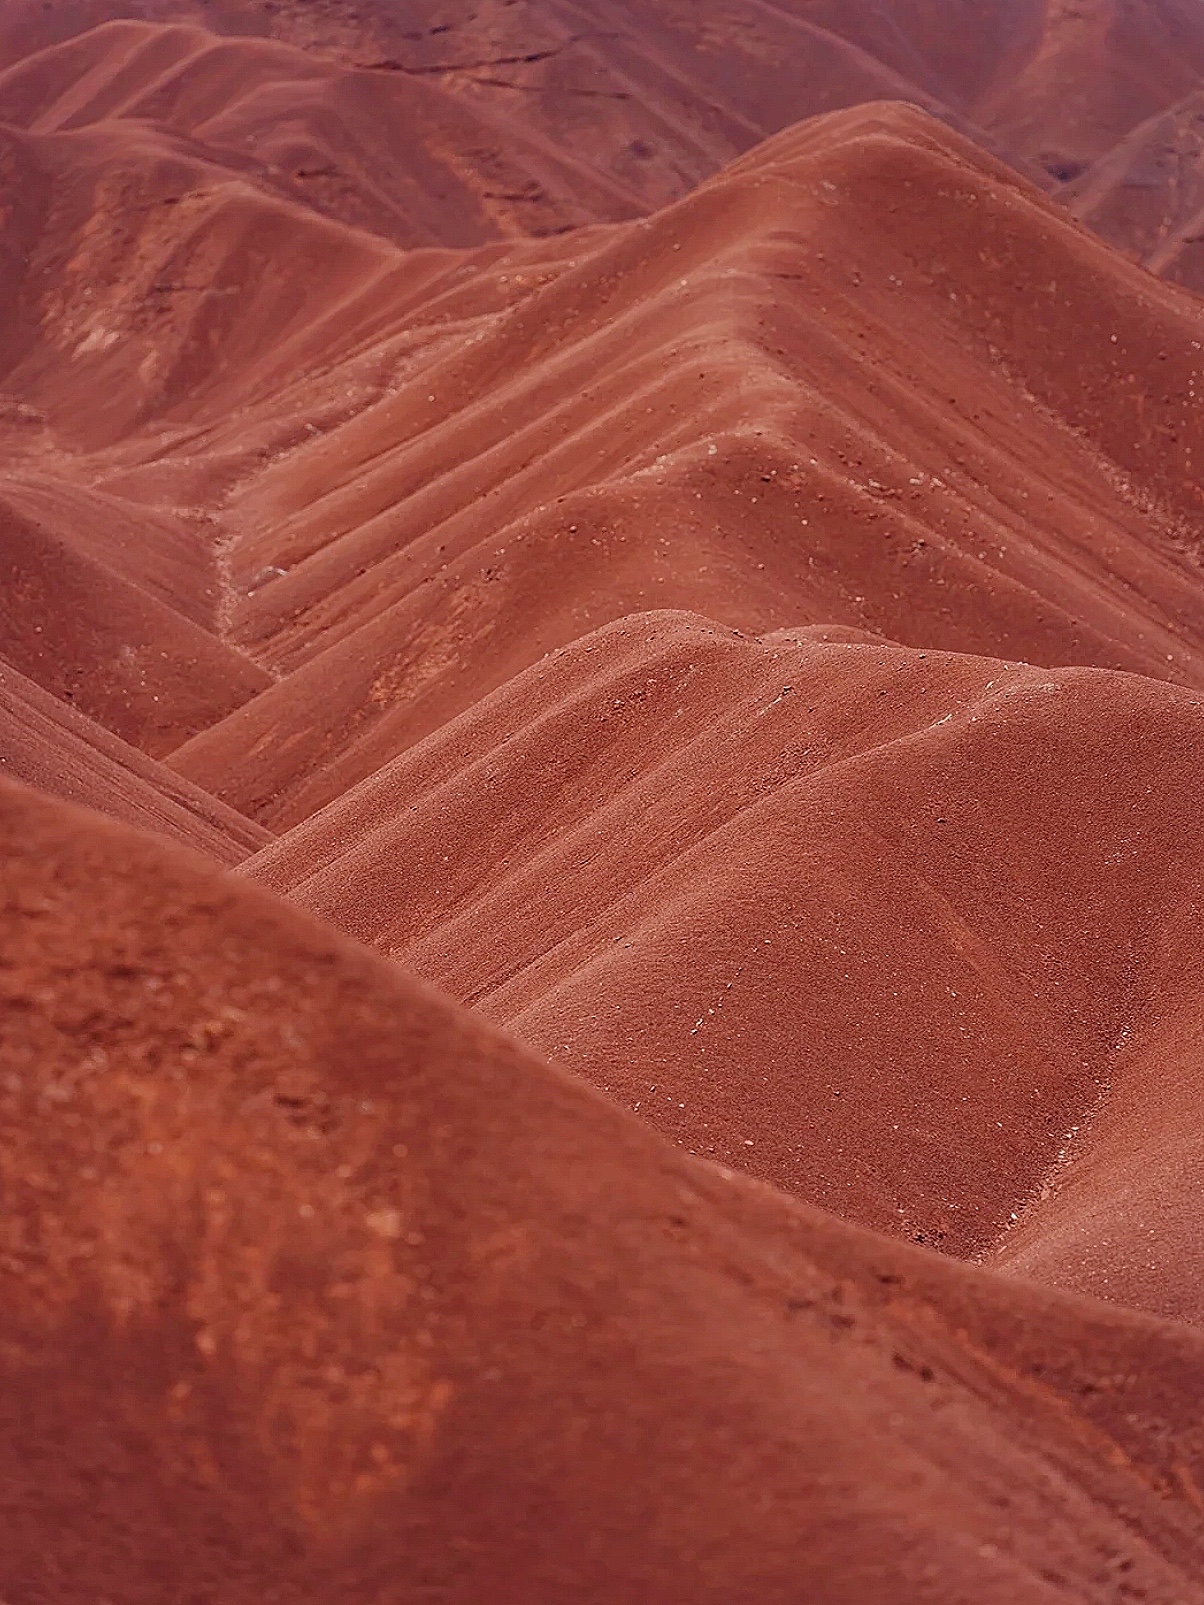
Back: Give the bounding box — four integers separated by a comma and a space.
5, 777, 1204, 1602
4, 4, 1204, 1598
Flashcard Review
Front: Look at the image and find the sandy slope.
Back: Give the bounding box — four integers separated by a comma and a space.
5, 10, 1204, 1585
0, 654, 269, 861
7, 0, 1204, 283
166, 104, 1204, 825
5, 776, 1204, 1602
242, 612, 1204, 1317
2, 75, 1203, 1309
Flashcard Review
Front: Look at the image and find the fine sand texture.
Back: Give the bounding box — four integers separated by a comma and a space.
167, 106, 1204, 828
244, 613, 1204, 1322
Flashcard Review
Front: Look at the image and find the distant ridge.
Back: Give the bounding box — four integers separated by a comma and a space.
5, 0, 1204, 284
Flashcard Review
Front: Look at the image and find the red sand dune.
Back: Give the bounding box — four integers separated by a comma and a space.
6, 0, 1204, 266
6, 7, 1204, 1588
0, 111, 403, 448
166, 105, 1204, 826
0, 471, 222, 628
0, 654, 269, 862
5, 777, 1204, 1601
0, 0, 1007, 242
0, 66, 1201, 1304
243, 612, 1204, 1323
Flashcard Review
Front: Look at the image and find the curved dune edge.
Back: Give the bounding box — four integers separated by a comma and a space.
166, 103, 1204, 828
241, 610, 1204, 1321
5, 0, 1204, 284
4, 775, 1204, 1601
0, 655, 269, 863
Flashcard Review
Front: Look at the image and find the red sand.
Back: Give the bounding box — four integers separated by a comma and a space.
5, 777, 1204, 1601
150, 106, 1204, 829
0, 654, 269, 862
244, 612, 1204, 1320
5, 4, 1204, 1593
6, 1, 1204, 281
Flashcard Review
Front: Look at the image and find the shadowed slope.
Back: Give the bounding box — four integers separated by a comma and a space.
0, 495, 268, 755
990, 938, 1204, 1324
0, 656, 269, 862
0, 471, 222, 629
0, 18, 632, 247
975, 0, 1204, 174
0, 0, 1004, 241
1061, 89, 1204, 293
6, 0, 1204, 246
167, 104, 1204, 827
4, 777, 1204, 1601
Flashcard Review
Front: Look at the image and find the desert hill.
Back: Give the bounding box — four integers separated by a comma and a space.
3, 91, 1203, 1293
242, 612, 1204, 1323
0, 16, 628, 246
5, 776, 1204, 1601
163, 104, 1204, 827
0, 493, 268, 753
7, 0, 1204, 285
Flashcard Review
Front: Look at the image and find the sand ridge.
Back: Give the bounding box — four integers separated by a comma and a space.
241, 612, 1204, 1317
6, 1, 1204, 280
161, 104, 1204, 826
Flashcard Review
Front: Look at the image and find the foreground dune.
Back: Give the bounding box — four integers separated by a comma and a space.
5, 776, 1204, 1601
